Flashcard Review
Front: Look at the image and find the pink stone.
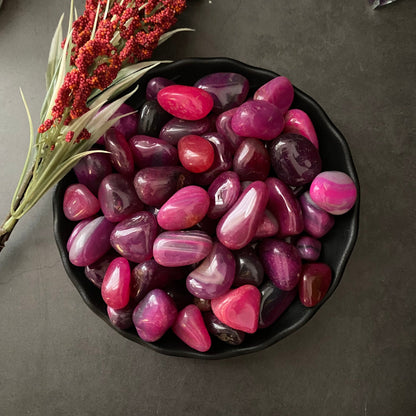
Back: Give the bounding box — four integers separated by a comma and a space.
101, 257, 131, 309
104, 127, 135, 176
172, 304, 211, 352
157, 85, 214, 121
284, 109, 319, 149
211, 285, 261, 334
309, 171, 357, 215
66, 217, 94, 252
254, 209, 279, 239
254, 76, 294, 114
299, 262, 332, 307
63, 184, 100, 221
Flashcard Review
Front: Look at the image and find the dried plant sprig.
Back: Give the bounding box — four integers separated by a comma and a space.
0, 0, 189, 252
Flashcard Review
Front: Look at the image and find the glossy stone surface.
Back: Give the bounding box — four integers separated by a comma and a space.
100, 103, 139, 140
66, 218, 94, 253
254, 76, 294, 114
137, 100, 172, 138
172, 305, 211, 352
215, 108, 245, 152
107, 304, 134, 330
146, 77, 175, 101
186, 242, 236, 299
231, 100, 284, 140
269, 133, 322, 186
284, 109, 319, 149
193, 297, 212, 312
298, 191, 335, 238
104, 127, 135, 176
299, 262, 332, 307
68, 216, 115, 267
153, 230, 213, 267
157, 85, 214, 120
194, 72, 249, 113
204, 311, 245, 346
101, 257, 131, 309
309, 171, 358, 215
157, 186, 210, 230
73, 153, 113, 195
84, 250, 119, 288
178, 135, 215, 173
98, 173, 143, 223
129, 135, 178, 168
258, 280, 297, 329
63, 184, 100, 221
265, 177, 304, 237
233, 246, 264, 287
254, 209, 279, 239
296, 235, 322, 261
110, 211, 158, 263
133, 166, 193, 207
258, 239, 302, 291
211, 285, 261, 334
233, 138, 270, 181
207, 171, 240, 220
216, 181, 269, 250
159, 117, 213, 146
132, 289, 178, 342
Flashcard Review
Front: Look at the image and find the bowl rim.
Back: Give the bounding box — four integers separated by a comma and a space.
53, 56, 360, 359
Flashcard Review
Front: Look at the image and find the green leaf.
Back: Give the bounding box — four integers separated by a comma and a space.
46, 13, 64, 89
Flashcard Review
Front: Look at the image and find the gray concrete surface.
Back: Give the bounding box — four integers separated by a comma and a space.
0, 1, 415, 415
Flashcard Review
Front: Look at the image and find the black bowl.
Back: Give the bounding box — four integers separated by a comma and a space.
53, 57, 360, 359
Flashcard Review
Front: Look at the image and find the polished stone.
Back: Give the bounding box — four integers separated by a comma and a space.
254, 76, 294, 114
283, 109, 319, 149
63, 184, 100, 221
298, 262, 332, 307
101, 257, 131, 310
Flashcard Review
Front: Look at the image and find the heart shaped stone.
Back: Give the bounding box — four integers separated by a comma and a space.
211, 285, 261, 334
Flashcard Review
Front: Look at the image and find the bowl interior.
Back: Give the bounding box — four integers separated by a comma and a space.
53, 57, 359, 359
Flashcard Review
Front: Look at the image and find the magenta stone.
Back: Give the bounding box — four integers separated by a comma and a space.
153, 230, 213, 267
84, 250, 119, 288
99, 103, 138, 140
63, 184, 100, 221
110, 211, 158, 263
157, 85, 214, 121
101, 257, 131, 309
258, 239, 302, 291
172, 305, 211, 352
309, 171, 357, 215
284, 109, 319, 149
211, 285, 261, 334
73, 153, 113, 195
215, 108, 245, 152
129, 135, 178, 168
233, 138, 270, 181
98, 173, 143, 223
107, 304, 134, 330
146, 76, 175, 101
296, 235, 322, 261
186, 242, 236, 299
231, 100, 284, 140
299, 262, 332, 307
254, 209, 279, 239
159, 117, 213, 146
193, 72, 249, 113
133, 166, 193, 207
132, 289, 178, 342
207, 171, 240, 220
104, 127, 135, 176
216, 181, 269, 250
254, 76, 294, 114
266, 177, 304, 237
68, 216, 115, 267
157, 186, 210, 230
299, 191, 335, 238
66, 217, 94, 252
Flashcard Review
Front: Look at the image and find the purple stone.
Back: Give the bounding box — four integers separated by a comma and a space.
254, 76, 294, 115
269, 133, 322, 186
99, 103, 138, 140
284, 109, 319, 149
299, 191, 335, 238
217, 181, 269, 250
104, 127, 135, 177
231, 100, 284, 141
132, 289, 178, 342
258, 280, 297, 329
266, 177, 304, 237
159, 117, 213, 146
157, 185, 210, 231
207, 171, 240, 220
98, 173, 143, 223
67, 217, 94, 252
129, 135, 178, 168
63, 184, 100, 221
296, 235, 322, 261
203, 311, 245, 346
101, 257, 131, 309
110, 211, 158, 263
258, 239, 302, 291
233, 138, 271, 181
146, 77, 175, 101
84, 250, 119, 288
254, 209, 279, 239
193, 72, 249, 113
215, 108, 244, 152
133, 166, 193, 207
137, 100, 172, 139
68, 216, 115, 267
153, 230, 213, 267
107, 304, 134, 330
233, 246, 264, 287
186, 242, 235, 299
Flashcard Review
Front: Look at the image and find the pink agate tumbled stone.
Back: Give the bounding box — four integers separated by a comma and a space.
299, 262, 332, 307
254, 76, 294, 115
284, 109, 319, 149
309, 171, 357, 215
63, 184, 100, 221
172, 304, 211, 352
133, 289, 178, 342
101, 257, 131, 309
157, 85, 214, 121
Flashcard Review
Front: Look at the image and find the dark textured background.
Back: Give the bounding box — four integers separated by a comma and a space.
0, 1, 415, 415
